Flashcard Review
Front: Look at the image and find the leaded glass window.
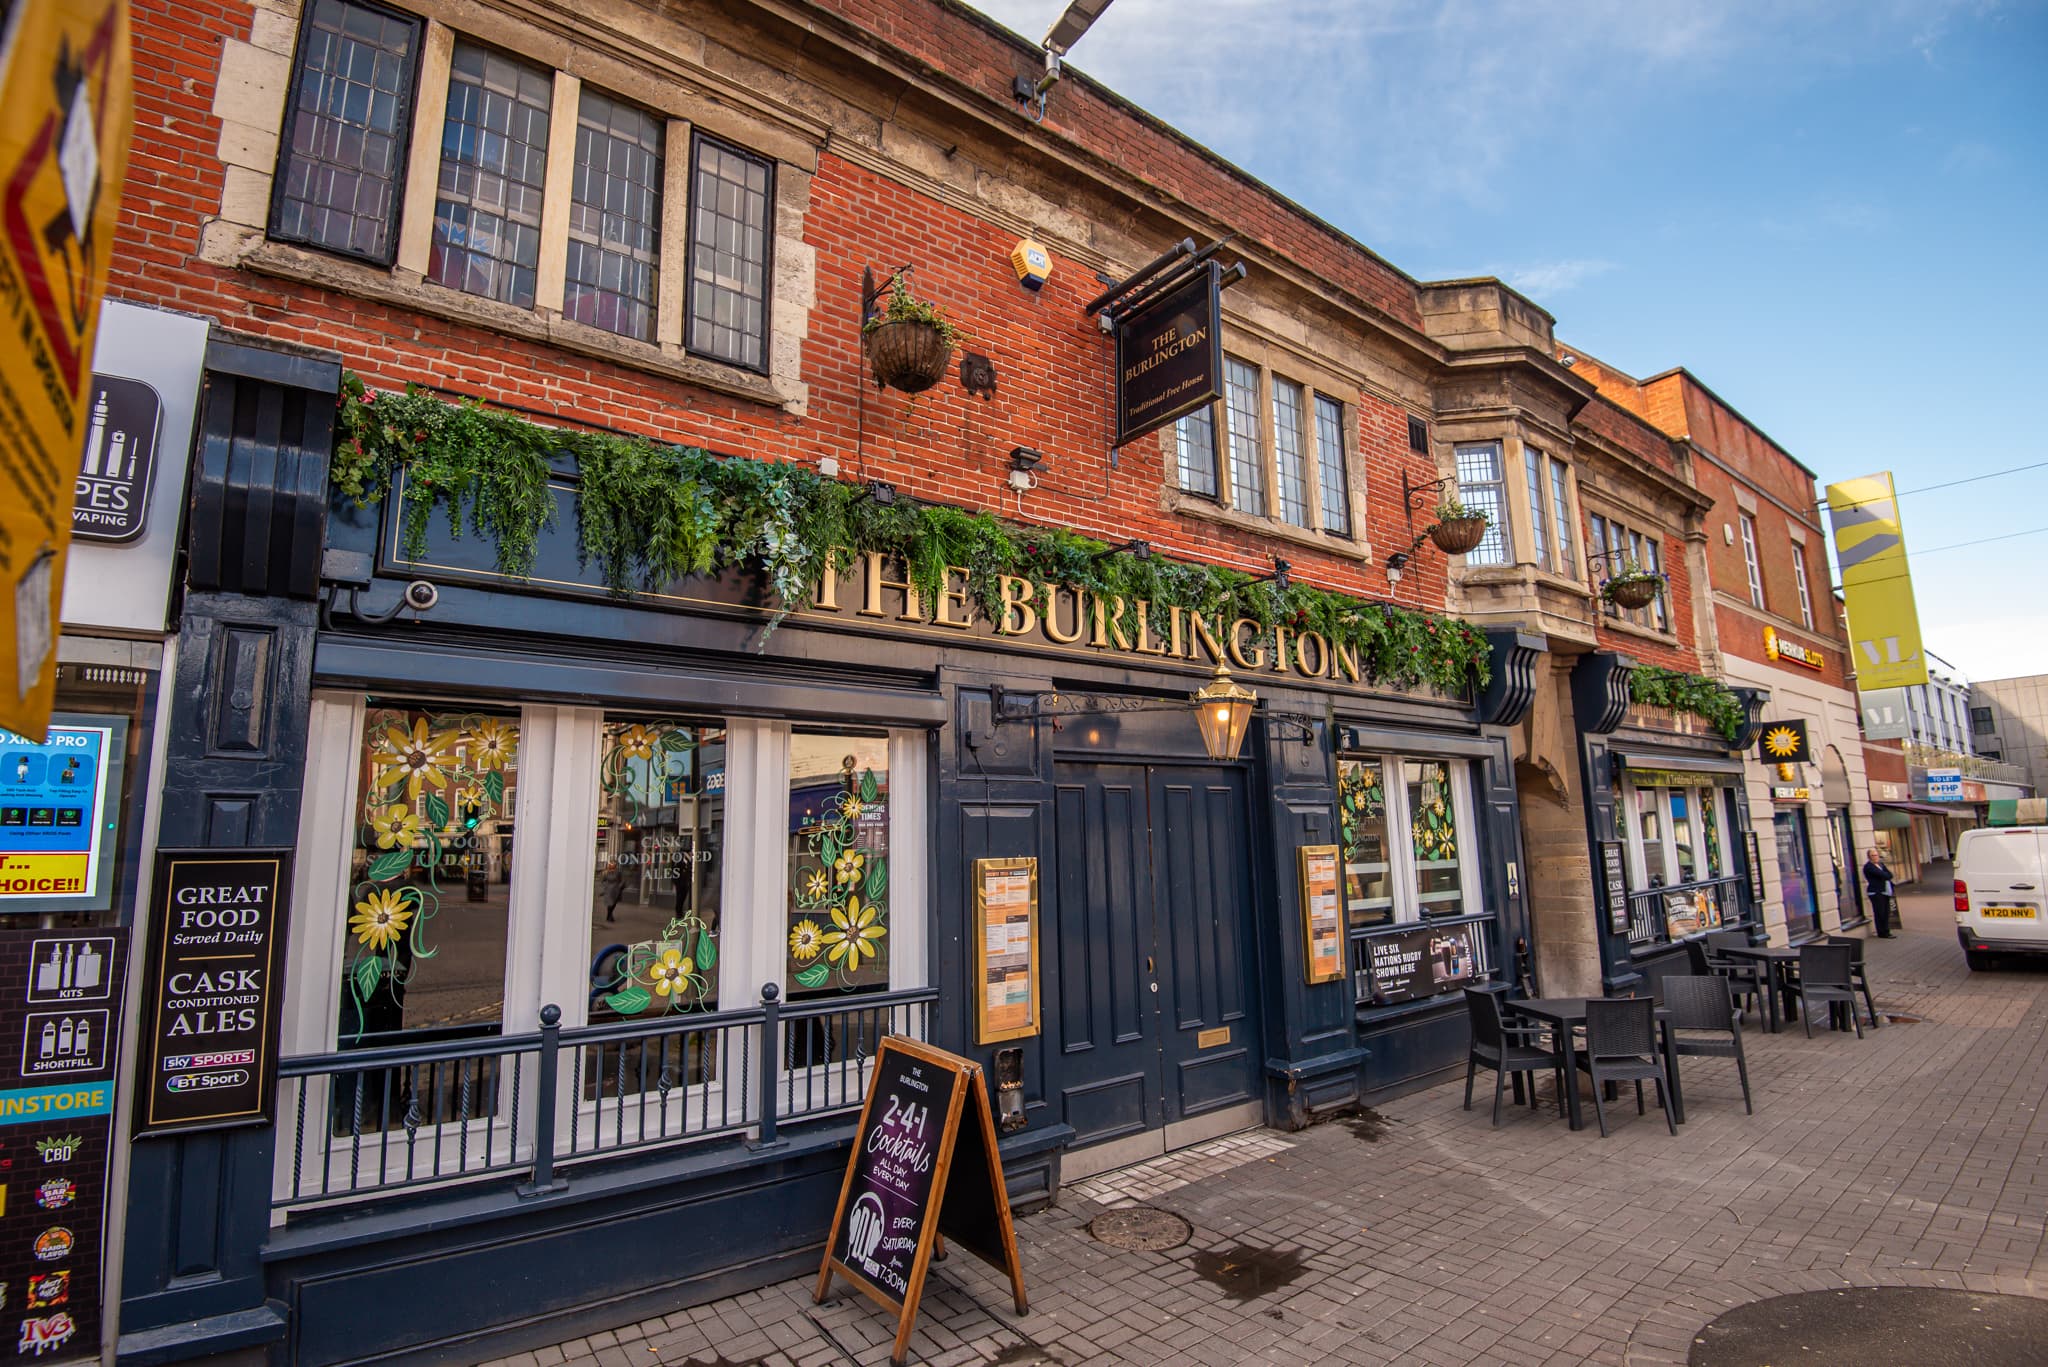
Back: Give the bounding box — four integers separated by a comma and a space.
1271, 379, 1310, 528
1223, 356, 1266, 514
271, 0, 420, 262
1548, 458, 1576, 576
1454, 442, 1508, 565
1176, 405, 1219, 498
687, 135, 773, 370
430, 42, 552, 308
1314, 394, 1351, 535
564, 90, 663, 341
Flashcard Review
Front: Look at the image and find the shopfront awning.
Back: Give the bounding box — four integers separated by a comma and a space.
1873, 800, 1967, 817
1618, 751, 1746, 782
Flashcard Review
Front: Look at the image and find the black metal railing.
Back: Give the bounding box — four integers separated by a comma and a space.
1625, 876, 1744, 949
275, 983, 936, 1210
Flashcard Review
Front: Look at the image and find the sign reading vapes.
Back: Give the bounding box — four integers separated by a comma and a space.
72, 375, 161, 542
0, 926, 128, 1365
134, 849, 293, 1135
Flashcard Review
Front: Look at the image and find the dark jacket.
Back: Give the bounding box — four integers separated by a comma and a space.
1862, 858, 1893, 897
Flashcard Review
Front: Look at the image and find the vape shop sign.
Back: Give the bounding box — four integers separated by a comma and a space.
134, 849, 293, 1135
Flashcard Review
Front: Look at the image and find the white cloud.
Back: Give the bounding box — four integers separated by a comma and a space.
1927, 616, 2048, 683
1504, 258, 1616, 298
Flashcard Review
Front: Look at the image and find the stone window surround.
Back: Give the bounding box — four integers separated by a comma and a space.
1584, 501, 1675, 638
1162, 326, 1372, 561
1434, 417, 1587, 595
205, 0, 819, 414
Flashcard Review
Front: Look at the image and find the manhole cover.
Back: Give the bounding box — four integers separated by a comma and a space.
1088, 1206, 1191, 1251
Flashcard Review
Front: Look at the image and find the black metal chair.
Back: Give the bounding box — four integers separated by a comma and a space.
1581, 997, 1677, 1137
1795, 943, 1863, 1039
1660, 974, 1753, 1114
1682, 937, 1713, 977
1463, 988, 1564, 1127
1825, 936, 1882, 1030
1704, 930, 1765, 1019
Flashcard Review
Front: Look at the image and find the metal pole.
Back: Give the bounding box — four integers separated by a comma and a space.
752, 983, 784, 1150
518, 1004, 565, 1197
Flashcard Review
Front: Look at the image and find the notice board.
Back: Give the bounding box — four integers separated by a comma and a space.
973, 858, 1039, 1044
1297, 845, 1344, 984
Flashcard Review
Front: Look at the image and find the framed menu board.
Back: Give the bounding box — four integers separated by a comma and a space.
1298, 844, 1344, 984
973, 858, 1039, 1044
1599, 841, 1630, 934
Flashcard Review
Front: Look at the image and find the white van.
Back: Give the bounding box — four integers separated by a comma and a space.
1954, 826, 2048, 969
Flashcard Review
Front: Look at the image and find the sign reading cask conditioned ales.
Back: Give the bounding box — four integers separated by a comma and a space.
135, 849, 294, 1135
0, 925, 128, 1362
1113, 261, 1221, 447
1600, 840, 1630, 934
817, 1037, 1026, 1366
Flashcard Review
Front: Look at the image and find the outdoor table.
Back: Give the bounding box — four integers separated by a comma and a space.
1508, 998, 1683, 1132
1713, 944, 1803, 1033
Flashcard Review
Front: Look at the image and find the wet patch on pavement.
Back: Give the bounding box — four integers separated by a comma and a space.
1187, 1243, 1308, 1302
1689, 1286, 2048, 1366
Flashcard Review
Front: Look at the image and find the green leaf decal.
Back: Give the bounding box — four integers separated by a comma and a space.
794, 961, 831, 989
660, 730, 695, 752
483, 770, 506, 806
353, 955, 383, 1000
819, 833, 841, 867
695, 930, 717, 969
366, 849, 415, 882
604, 986, 653, 1016
859, 768, 880, 805
424, 792, 450, 827
864, 859, 889, 902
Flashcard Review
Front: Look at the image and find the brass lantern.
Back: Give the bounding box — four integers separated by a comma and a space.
1191, 663, 1258, 762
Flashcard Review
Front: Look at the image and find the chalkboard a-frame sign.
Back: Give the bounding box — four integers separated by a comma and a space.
816, 1036, 1028, 1364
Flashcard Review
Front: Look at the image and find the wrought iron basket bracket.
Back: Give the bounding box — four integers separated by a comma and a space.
860, 262, 918, 328
1264, 712, 1320, 747
1400, 469, 1458, 539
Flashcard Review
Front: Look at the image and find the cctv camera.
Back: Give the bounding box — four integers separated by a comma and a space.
403, 580, 439, 612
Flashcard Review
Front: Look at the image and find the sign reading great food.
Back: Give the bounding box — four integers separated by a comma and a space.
135, 849, 293, 1134
0, 925, 126, 1363
1113, 261, 1221, 447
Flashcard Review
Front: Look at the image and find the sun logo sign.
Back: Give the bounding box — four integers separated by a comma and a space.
1759, 721, 1810, 764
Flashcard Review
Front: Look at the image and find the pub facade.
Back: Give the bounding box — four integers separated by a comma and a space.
89, 1, 1785, 1363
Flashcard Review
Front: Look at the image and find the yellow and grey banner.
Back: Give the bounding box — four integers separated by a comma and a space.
1824, 471, 1928, 690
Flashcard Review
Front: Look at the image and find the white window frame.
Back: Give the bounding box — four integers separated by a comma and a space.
1740, 513, 1764, 608
1791, 540, 1814, 628
1454, 442, 1510, 566
1342, 754, 1486, 927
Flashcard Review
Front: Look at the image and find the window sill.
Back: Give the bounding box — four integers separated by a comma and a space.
210, 228, 803, 413
1595, 613, 1680, 650
1161, 488, 1372, 561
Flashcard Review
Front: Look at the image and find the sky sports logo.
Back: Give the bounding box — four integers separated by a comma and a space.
162, 1050, 254, 1072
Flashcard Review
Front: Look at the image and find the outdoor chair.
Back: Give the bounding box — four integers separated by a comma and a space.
1462, 988, 1565, 1127
1580, 997, 1677, 1137
1825, 936, 1882, 1030
1682, 938, 1713, 978
1795, 943, 1864, 1039
1704, 930, 1765, 1019
1660, 974, 1754, 1114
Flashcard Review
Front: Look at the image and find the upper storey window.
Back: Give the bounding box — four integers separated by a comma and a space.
566, 91, 665, 342
1173, 356, 1357, 542
1454, 442, 1509, 566
430, 43, 553, 309
687, 135, 774, 371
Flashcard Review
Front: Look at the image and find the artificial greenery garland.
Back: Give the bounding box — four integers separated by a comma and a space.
1628, 663, 1745, 742
329, 374, 1494, 695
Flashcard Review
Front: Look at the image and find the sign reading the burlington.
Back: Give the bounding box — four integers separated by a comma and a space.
135, 849, 293, 1134
1114, 262, 1220, 447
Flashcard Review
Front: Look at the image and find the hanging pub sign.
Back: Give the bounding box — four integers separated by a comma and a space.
0, 925, 128, 1364
816, 1037, 1027, 1365
1113, 260, 1222, 447
134, 848, 294, 1135
1757, 720, 1812, 764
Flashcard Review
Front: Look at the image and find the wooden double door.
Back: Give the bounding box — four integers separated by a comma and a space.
1049, 761, 1263, 1160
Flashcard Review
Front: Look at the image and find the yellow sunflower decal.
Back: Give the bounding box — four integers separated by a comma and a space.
838, 792, 865, 822
372, 717, 458, 801
789, 919, 825, 962
467, 717, 517, 771
821, 896, 885, 971
647, 947, 695, 997
370, 804, 427, 850
350, 889, 415, 951
800, 869, 830, 903
832, 849, 866, 888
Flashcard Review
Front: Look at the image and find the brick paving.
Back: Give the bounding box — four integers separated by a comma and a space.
494, 889, 2047, 1367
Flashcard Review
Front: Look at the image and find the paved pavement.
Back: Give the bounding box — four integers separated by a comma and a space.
490, 889, 2047, 1367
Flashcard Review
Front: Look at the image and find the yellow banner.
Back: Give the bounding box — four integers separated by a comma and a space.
0, 852, 92, 896
0, 0, 133, 741
1824, 471, 1928, 690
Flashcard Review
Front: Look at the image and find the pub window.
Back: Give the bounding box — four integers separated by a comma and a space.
786, 733, 891, 1002
1271, 379, 1312, 528
1338, 755, 1485, 928
686, 133, 774, 371
1314, 394, 1351, 535
1791, 540, 1815, 629
1222, 355, 1267, 514
269, 0, 422, 263
1454, 442, 1509, 565
341, 702, 521, 1047
1524, 445, 1550, 571
1624, 779, 1730, 891
1175, 404, 1220, 498
430, 42, 554, 308
564, 89, 664, 342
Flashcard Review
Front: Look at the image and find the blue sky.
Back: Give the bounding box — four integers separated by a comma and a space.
973, 1, 2048, 683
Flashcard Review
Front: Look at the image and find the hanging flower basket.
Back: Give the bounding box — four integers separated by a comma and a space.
865, 320, 953, 394
1430, 516, 1489, 555
1604, 575, 1663, 610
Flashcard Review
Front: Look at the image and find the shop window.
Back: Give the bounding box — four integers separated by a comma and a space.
1634, 786, 1669, 887
687, 134, 774, 370
1454, 442, 1508, 565
342, 703, 521, 1046
1407, 760, 1464, 917
269, 0, 422, 263
431, 42, 553, 307
1337, 759, 1394, 928
786, 734, 891, 1001
1625, 780, 1733, 892
1700, 788, 1725, 878
564, 89, 663, 341
1670, 790, 1698, 883
1337, 755, 1483, 926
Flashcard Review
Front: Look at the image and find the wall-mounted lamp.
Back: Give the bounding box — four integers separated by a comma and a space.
1007, 447, 1045, 494
1191, 664, 1259, 762
1384, 550, 1411, 585
1092, 538, 1151, 564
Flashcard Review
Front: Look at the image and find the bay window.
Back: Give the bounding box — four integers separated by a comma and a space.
1454, 443, 1508, 566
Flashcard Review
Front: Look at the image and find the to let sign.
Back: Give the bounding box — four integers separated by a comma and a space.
1113, 262, 1221, 447
134, 848, 294, 1135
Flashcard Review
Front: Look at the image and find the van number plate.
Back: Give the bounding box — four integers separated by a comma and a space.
1982, 905, 2037, 918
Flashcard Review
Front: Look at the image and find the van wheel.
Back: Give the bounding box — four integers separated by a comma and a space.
1965, 949, 1995, 972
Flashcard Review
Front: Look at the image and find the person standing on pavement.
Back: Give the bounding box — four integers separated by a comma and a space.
1863, 849, 1896, 937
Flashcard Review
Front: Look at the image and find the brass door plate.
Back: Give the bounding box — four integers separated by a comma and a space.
1197, 1026, 1230, 1049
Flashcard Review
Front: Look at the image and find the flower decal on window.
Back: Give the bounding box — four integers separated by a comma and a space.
468, 717, 517, 771
350, 889, 416, 952
371, 804, 427, 850
789, 919, 824, 962
832, 849, 866, 888
372, 716, 459, 802
822, 896, 885, 971
648, 947, 695, 997
789, 760, 888, 990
